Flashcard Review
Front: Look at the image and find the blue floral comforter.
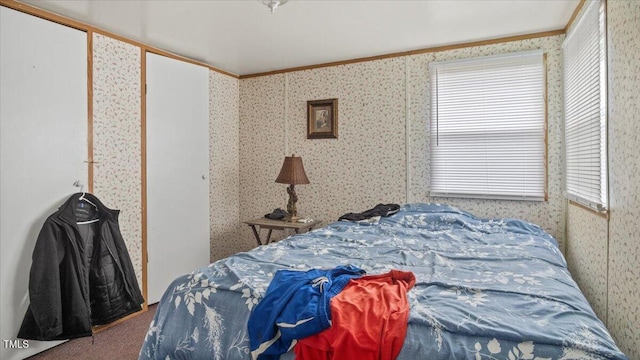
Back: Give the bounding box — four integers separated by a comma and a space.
139, 203, 628, 360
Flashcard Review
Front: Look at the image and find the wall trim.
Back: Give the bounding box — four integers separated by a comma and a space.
543, 53, 549, 202
284, 73, 289, 156
283, 73, 290, 207
87, 30, 94, 193
602, 0, 610, 329
565, 0, 587, 33
141, 48, 149, 310
405, 57, 411, 204
0, 0, 239, 79
239, 29, 566, 79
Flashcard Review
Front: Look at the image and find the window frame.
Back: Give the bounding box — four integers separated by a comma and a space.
562, 0, 608, 212
429, 50, 548, 201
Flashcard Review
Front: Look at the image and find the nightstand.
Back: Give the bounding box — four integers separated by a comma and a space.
244, 217, 322, 246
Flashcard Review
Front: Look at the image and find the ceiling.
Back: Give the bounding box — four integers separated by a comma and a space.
18, 0, 580, 76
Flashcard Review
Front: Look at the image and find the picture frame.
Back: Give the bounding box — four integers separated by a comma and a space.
307, 98, 338, 139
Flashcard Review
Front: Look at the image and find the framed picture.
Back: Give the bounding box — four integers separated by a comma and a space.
307, 99, 338, 139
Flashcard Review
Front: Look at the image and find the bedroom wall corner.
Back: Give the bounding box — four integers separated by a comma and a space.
563, 0, 610, 342
238, 75, 288, 249
605, 0, 640, 357
92, 33, 143, 290
407, 52, 435, 204
209, 70, 241, 262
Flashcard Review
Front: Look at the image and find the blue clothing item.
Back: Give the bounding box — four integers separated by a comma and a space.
248, 265, 365, 360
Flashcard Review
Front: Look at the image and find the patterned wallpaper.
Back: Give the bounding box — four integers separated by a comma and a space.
286, 59, 407, 226
91, 33, 143, 290
239, 35, 566, 253
92, 34, 241, 291
563, 0, 609, 334
238, 75, 290, 247
566, 204, 608, 321
239, 60, 408, 248
209, 71, 240, 261
564, 1, 639, 357
606, 0, 640, 357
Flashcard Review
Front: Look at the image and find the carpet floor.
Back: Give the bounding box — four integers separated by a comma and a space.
26, 304, 157, 360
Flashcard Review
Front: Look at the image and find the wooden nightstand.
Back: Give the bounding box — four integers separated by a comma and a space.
244, 217, 322, 246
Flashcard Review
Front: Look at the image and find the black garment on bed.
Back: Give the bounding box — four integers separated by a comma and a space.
338, 203, 401, 222
18, 193, 144, 341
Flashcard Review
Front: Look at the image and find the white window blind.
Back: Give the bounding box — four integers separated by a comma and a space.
429, 50, 546, 201
563, 0, 608, 211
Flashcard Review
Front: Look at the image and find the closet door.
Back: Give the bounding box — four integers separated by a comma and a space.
146, 53, 211, 303
0, 7, 87, 360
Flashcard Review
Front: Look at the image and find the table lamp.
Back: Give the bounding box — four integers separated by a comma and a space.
275, 154, 310, 221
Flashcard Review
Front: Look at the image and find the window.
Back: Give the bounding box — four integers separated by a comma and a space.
429, 50, 546, 201
563, 0, 608, 211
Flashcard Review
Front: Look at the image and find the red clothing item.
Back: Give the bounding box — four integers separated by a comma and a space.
295, 270, 416, 360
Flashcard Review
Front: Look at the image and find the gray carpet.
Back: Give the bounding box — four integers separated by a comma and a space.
26, 304, 157, 360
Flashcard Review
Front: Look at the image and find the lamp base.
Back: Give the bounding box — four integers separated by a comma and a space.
286, 184, 299, 222
284, 214, 300, 222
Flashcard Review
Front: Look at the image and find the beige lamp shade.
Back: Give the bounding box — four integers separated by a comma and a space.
275, 154, 310, 185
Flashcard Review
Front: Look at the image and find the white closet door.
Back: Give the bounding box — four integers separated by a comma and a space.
146, 53, 211, 304
0, 7, 87, 360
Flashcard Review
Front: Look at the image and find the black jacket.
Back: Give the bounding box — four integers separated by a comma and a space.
18, 193, 144, 340
338, 203, 401, 222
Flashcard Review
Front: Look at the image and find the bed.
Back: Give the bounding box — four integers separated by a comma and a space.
139, 203, 628, 359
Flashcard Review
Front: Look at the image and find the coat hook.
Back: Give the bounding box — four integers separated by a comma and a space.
72, 180, 84, 192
